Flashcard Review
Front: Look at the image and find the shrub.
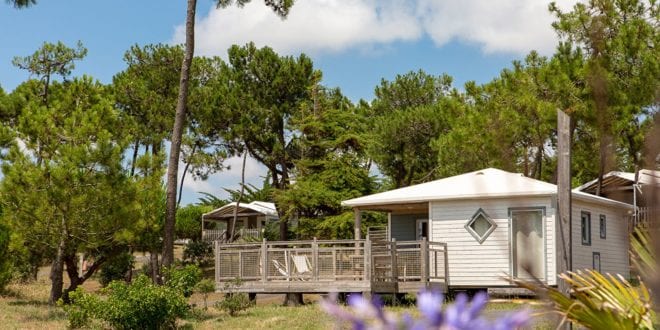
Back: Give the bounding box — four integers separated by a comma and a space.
196, 279, 216, 310
65, 275, 188, 330
164, 264, 202, 297
176, 205, 210, 241
99, 251, 134, 287
183, 240, 213, 266
215, 279, 253, 316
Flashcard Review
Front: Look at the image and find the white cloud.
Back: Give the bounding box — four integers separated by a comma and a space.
417, 0, 576, 55
177, 155, 267, 204
222, 154, 266, 183
172, 0, 578, 57
173, 0, 422, 57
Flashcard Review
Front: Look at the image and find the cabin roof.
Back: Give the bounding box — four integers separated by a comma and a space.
342, 168, 634, 209
576, 169, 660, 194
202, 201, 278, 220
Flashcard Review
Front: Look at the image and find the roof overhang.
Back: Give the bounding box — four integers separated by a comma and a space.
343, 191, 635, 211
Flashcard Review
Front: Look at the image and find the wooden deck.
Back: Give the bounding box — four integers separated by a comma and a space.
214, 238, 449, 294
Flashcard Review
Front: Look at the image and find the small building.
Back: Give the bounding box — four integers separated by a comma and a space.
342, 168, 634, 289
202, 201, 279, 241
576, 169, 659, 229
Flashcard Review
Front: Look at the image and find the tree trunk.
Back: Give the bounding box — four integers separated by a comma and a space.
230, 151, 248, 242
150, 250, 160, 284
49, 228, 66, 305
177, 143, 197, 207
162, 0, 197, 269
283, 293, 304, 306
130, 139, 140, 177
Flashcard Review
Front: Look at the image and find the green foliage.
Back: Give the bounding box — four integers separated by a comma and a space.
216, 0, 294, 17
65, 275, 188, 330
6, 0, 36, 8
1, 76, 140, 301
183, 240, 214, 266
225, 179, 274, 203
550, 0, 659, 180
12, 41, 87, 82
276, 86, 377, 239
215, 279, 253, 316
164, 264, 202, 298
99, 251, 134, 287
0, 222, 11, 291
176, 204, 211, 240
197, 192, 229, 208
195, 279, 216, 310
516, 270, 655, 329
630, 227, 655, 279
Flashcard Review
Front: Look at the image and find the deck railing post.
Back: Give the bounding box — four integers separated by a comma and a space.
420, 237, 428, 285
312, 237, 319, 281
443, 243, 449, 292
261, 238, 268, 283
391, 239, 398, 283
215, 240, 220, 287
364, 238, 371, 284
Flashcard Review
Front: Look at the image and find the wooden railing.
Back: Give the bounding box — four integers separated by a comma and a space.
202, 228, 262, 242
371, 239, 449, 293
202, 229, 227, 242
214, 238, 449, 293
629, 207, 658, 232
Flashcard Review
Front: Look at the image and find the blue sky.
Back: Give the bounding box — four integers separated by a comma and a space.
0, 0, 574, 204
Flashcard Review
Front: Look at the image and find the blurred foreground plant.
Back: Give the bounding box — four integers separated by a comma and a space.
514, 226, 657, 329
321, 291, 529, 330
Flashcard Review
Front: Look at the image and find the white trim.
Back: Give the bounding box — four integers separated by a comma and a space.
465, 208, 497, 244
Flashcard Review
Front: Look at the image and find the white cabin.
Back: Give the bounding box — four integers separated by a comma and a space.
202, 201, 279, 241
342, 168, 634, 288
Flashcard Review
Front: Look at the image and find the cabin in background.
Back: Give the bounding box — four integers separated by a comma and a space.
202, 201, 279, 242
576, 169, 660, 229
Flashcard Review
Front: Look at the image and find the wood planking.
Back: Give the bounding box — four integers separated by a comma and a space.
571, 199, 630, 278
430, 197, 556, 286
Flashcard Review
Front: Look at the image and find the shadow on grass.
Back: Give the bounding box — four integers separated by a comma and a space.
8, 299, 50, 306
21, 308, 67, 322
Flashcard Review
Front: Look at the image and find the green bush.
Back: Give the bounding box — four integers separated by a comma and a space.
176, 205, 210, 241
0, 223, 11, 291
196, 279, 216, 310
65, 275, 188, 330
99, 251, 134, 287
215, 279, 253, 316
183, 240, 213, 266
164, 264, 202, 298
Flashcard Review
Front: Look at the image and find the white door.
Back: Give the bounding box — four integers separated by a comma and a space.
416, 219, 429, 240
511, 209, 545, 280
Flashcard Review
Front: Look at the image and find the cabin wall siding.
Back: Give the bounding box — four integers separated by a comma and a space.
430, 197, 556, 287
571, 200, 630, 278
390, 213, 426, 241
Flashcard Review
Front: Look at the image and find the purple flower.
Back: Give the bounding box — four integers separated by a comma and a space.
321, 290, 530, 330
417, 291, 444, 325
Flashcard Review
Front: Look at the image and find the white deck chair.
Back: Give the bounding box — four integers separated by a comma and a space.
272, 259, 290, 281
291, 255, 312, 278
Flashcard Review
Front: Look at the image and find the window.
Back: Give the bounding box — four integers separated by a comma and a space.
599, 215, 606, 239
581, 211, 591, 245
465, 209, 497, 244
593, 252, 601, 272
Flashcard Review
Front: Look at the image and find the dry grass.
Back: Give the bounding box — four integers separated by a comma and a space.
0, 261, 547, 330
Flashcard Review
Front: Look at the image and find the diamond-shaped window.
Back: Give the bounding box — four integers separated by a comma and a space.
465, 209, 497, 244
